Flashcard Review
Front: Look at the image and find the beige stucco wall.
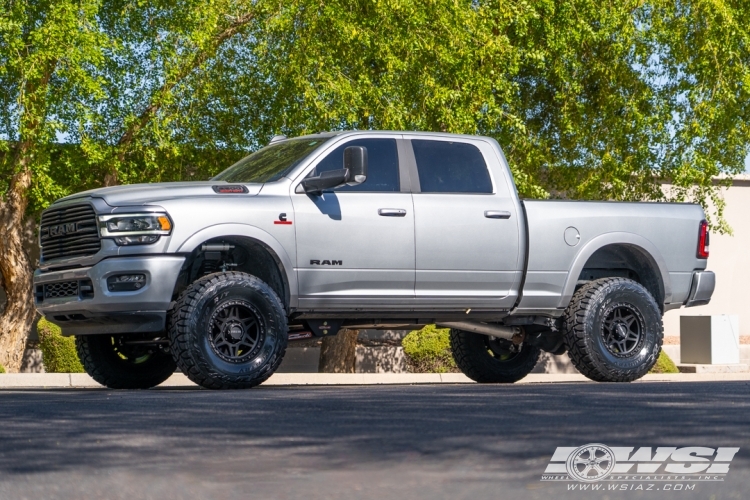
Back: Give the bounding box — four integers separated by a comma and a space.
663, 177, 750, 337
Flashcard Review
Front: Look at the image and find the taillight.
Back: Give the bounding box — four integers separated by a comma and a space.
697, 220, 710, 259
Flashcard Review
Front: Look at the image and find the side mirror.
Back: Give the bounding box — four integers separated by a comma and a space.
301, 168, 350, 194
344, 146, 368, 186
300, 145, 368, 195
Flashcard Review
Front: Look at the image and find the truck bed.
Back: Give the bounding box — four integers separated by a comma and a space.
516, 200, 707, 314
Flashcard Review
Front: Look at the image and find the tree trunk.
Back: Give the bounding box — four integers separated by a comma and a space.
318, 329, 359, 373
0, 167, 36, 372
103, 170, 118, 187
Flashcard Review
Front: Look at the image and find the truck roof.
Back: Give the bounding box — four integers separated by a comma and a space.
278, 130, 492, 143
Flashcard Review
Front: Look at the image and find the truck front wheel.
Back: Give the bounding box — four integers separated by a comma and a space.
450, 329, 540, 383
563, 277, 663, 382
76, 334, 176, 389
168, 272, 287, 390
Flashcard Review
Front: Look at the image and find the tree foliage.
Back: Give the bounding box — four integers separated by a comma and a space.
247, 0, 750, 229
5, 1, 749, 218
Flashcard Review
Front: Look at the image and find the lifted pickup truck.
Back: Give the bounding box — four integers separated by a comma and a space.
34, 131, 715, 389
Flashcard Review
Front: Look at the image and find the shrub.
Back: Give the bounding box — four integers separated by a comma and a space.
402, 325, 458, 373
37, 318, 85, 373
649, 349, 679, 374
0, 364, 5, 373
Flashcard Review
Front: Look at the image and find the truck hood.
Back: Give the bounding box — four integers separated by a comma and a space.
55, 181, 262, 207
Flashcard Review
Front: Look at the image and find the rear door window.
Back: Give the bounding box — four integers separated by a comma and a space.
411, 140, 492, 193
311, 138, 400, 192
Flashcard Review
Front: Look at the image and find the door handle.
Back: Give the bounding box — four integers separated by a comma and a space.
378, 208, 407, 217
485, 210, 512, 219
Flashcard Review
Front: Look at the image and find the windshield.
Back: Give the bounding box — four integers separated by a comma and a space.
213, 138, 328, 183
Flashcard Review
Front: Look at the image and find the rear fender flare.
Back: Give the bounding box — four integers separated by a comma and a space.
559, 232, 672, 308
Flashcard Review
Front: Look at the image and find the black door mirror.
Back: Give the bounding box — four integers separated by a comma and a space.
300, 145, 369, 195
344, 146, 368, 186
301, 168, 350, 194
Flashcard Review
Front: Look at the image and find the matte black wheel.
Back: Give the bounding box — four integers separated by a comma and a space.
208, 300, 265, 364
450, 329, 540, 383
169, 272, 287, 390
563, 277, 663, 382
76, 334, 176, 389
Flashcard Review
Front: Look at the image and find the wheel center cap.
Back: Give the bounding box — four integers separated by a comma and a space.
227, 324, 244, 340
615, 323, 628, 339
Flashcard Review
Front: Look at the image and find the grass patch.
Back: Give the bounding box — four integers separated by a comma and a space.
37, 318, 85, 373
0, 363, 5, 373
402, 325, 458, 373
649, 349, 679, 374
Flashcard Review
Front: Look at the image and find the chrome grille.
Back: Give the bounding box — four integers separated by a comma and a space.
40, 204, 100, 261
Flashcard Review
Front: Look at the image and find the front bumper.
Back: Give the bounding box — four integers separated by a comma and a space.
34, 255, 185, 335
684, 270, 715, 308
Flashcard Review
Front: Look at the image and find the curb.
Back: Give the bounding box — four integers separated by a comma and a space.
1, 372, 750, 389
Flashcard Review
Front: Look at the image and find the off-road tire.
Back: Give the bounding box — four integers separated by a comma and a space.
563, 277, 663, 382
76, 334, 176, 389
450, 329, 540, 383
169, 272, 287, 390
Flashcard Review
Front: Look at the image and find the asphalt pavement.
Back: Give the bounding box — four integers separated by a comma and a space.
0, 382, 748, 500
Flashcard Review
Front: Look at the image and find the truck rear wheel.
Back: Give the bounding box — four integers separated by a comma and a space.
76, 334, 176, 389
168, 272, 287, 390
450, 329, 540, 383
563, 277, 662, 382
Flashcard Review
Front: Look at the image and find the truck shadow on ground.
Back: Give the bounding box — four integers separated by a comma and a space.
0, 382, 748, 479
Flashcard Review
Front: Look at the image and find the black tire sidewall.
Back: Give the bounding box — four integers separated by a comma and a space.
582, 281, 661, 377
450, 329, 540, 383
77, 334, 176, 389
181, 275, 286, 384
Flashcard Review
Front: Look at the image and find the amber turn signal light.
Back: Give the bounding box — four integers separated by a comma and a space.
158, 216, 172, 231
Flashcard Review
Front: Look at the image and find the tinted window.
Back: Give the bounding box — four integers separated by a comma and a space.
214, 138, 327, 183
412, 140, 492, 193
311, 139, 400, 192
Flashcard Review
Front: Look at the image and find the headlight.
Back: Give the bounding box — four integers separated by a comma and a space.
98, 213, 173, 245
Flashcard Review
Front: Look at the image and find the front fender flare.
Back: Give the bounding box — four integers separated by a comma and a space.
176, 223, 298, 308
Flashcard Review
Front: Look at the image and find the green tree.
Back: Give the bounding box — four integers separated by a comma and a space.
0, 0, 261, 371
507, 0, 750, 233
0, 0, 108, 371
249, 0, 749, 226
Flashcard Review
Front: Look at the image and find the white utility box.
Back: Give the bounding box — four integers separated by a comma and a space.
680, 315, 740, 365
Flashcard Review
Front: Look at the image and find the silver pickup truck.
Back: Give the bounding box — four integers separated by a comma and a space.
33, 131, 715, 389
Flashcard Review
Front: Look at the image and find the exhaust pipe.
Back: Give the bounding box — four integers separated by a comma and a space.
437, 322, 522, 342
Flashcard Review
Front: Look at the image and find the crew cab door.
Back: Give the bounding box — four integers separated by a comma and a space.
291, 135, 415, 308
406, 137, 522, 309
